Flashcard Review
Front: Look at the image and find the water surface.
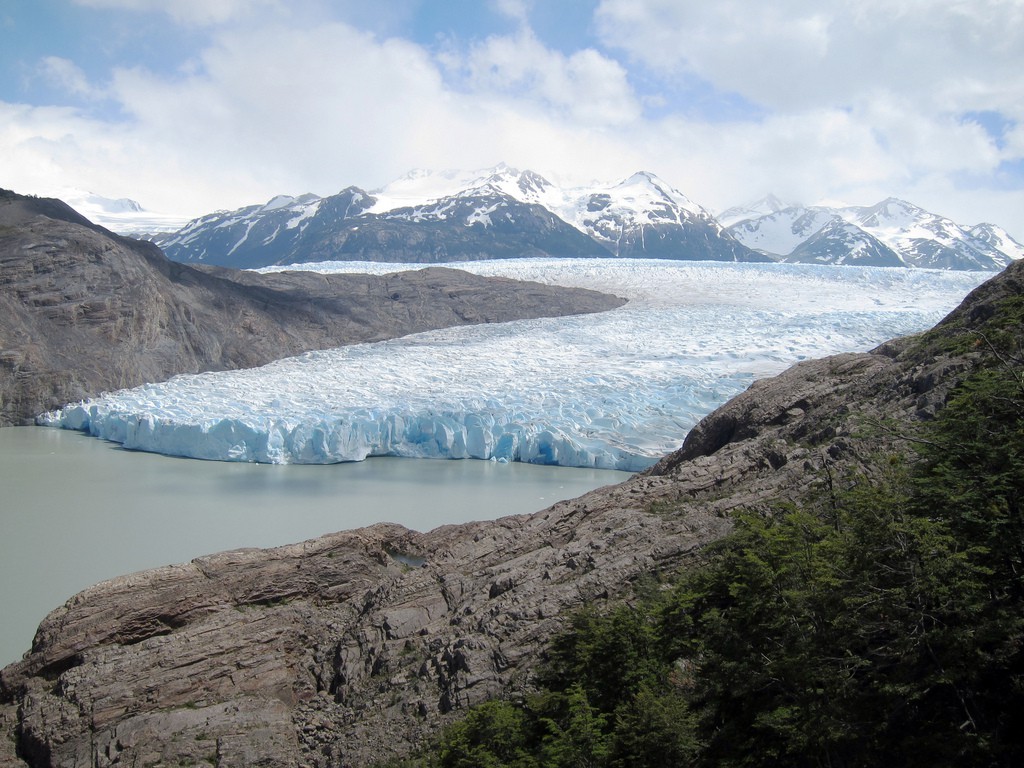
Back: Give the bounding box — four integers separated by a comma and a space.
0, 426, 627, 667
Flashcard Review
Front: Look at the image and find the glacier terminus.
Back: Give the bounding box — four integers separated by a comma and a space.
41, 260, 990, 471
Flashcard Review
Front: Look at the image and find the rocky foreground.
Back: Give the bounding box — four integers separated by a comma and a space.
2, 256, 1019, 765
0, 189, 624, 426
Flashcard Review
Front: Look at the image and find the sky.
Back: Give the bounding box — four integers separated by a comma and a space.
1, 0, 1023, 239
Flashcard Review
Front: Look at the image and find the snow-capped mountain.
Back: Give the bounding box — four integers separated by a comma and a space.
727, 207, 837, 258
153, 168, 1019, 270
368, 163, 563, 213
156, 166, 762, 268
969, 223, 1024, 262
53, 189, 192, 234
371, 166, 764, 262
551, 171, 766, 262
156, 191, 333, 267
726, 196, 1022, 270
716, 194, 791, 228
788, 218, 904, 267
157, 169, 607, 268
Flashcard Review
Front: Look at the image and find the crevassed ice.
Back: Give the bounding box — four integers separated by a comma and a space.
42, 260, 989, 470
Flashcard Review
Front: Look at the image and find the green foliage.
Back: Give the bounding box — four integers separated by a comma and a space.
413, 598, 699, 768
911, 291, 1024, 359
661, 335, 1024, 767
539, 602, 664, 714
431, 700, 540, 768
669, 474, 994, 767
417, 312, 1024, 767
539, 684, 610, 768
606, 684, 697, 768
909, 344, 1024, 762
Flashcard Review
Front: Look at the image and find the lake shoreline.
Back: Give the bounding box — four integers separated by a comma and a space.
0, 426, 628, 668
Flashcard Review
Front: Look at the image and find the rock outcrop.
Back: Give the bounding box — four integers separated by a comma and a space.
0, 189, 624, 426
1, 257, 1020, 766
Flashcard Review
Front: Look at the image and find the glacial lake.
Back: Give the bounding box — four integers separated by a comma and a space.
0, 426, 628, 668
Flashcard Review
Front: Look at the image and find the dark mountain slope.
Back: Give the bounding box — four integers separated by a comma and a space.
159, 185, 610, 268
0, 190, 624, 426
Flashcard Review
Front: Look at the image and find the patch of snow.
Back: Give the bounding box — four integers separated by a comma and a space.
286, 198, 322, 229
261, 195, 296, 212
730, 209, 835, 256
51, 187, 193, 234
717, 194, 792, 228
227, 220, 257, 256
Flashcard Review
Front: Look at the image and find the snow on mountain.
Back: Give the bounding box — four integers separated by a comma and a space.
53, 188, 192, 234
85, 193, 143, 213
43, 259, 989, 469
157, 176, 604, 268
788, 218, 905, 267
844, 198, 1016, 270
727, 197, 1021, 270
544, 170, 764, 262
150, 166, 1019, 270
156, 191, 334, 266
368, 163, 562, 214
969, 222, 1024, 262
727, 207, 836, 257
157, 165, 761, 267
716, 194, 792, 228
374, 166, 741, 258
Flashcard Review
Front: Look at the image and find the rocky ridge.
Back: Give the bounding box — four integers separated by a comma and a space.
2, 257, 1020, 765
0, 189, 624, 426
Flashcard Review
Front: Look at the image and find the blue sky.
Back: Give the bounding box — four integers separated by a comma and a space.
2, 0, 1022, 240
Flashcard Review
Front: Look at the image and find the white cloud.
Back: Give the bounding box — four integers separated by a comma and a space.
37, 57, 106, 100
594, 0, 1024, 115
588, 0, 1024, 233
3, 2, 1023, 241
490, 0, 532, 25
457, 30, 641, 126
1, 19, 640, 215
71, 0, 283, 26
104, 22, 464, 202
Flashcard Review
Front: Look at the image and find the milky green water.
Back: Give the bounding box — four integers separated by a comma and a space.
0, 426, 628, 668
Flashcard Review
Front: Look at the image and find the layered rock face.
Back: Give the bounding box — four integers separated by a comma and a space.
0, 190, 624, 426
1, 245, 1020, 764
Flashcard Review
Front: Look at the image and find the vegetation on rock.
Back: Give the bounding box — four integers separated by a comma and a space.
393, 293, 1024, 768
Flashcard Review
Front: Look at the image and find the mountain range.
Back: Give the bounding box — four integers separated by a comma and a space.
145, 166, 1022, 271
147, 166, 766, 268
722, 195, 1024, 269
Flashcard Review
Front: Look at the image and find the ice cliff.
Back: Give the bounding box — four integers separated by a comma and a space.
41, 260, 988, 470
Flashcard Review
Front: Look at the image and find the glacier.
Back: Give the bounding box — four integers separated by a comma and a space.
41, 259, 990, 471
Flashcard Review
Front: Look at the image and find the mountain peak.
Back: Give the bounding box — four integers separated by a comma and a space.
261, 194, 305, 212
717, 194, 793, 227
617, 170, 668, 191
608, 171, 706, 219
969, 222, 1024, 262
870, 196, 921, 213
